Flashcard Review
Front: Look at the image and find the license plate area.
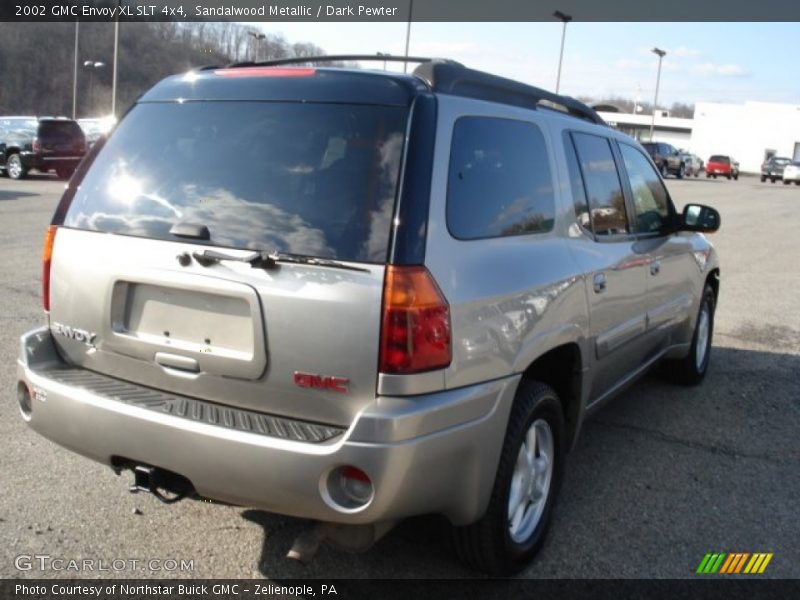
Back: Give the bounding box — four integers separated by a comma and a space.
106, 272, 267, 380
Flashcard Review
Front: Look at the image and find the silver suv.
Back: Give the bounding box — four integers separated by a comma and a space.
16, 57, 720, 575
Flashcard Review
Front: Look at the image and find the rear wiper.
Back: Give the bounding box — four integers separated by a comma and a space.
191, 249, 369, 272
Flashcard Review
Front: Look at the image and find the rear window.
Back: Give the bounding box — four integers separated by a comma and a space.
62, 102, 407, 262
446, 117, 555, 239
39, 120, 84, 139
709, 155, 729, 163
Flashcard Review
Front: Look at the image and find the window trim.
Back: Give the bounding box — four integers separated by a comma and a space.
445, 114, 557, 242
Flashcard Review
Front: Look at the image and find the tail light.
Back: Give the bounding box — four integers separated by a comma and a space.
32, 137, 41, 153
379, 266, 451, 374
42, 226, 57, 312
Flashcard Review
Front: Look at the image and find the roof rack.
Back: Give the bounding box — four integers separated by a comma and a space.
413, 62, 605, 125
207, 55, 603, 125
224, 54, 461, 69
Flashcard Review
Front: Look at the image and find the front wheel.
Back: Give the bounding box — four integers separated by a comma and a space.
6, 153, 27, 180
783, 179, 791, 186
733, 173, 739, 181
664, 283, 715, 385
660, 162, 668, 178
56, 167, 74, 180
677, 163, 685, 179
451, 381, 565, 575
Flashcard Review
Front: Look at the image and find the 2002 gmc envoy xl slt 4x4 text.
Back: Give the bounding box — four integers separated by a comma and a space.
16, 56, 721, 575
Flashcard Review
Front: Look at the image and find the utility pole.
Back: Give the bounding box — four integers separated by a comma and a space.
553, 10, 572, 94
111, 19, 119, 116
403, 0, 413, 73
72, 22, 79, 119
649, 47, 666, 141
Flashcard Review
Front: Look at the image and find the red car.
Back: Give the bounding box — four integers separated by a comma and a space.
706, 155, 739, 180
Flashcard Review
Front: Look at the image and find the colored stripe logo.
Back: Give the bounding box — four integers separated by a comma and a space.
696, 552, 773, 574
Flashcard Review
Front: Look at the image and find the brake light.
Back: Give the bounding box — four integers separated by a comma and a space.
379, 266, 451, 374
214, 67, 316, 78
42, 226, 57, 312
32, 137, 41, 153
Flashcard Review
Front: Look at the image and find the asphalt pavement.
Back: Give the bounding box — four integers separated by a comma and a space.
1, 173, 798, 579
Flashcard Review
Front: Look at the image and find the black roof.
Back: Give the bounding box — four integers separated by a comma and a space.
141, 55, 604, 125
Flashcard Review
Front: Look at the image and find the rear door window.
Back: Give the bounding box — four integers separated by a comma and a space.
61, 102, 407, 262
446, 117, 555, 239
571, 132, 629, 236
39, 120, 84, 140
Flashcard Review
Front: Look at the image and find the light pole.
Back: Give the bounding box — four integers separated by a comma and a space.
111, 19, 119, 116
248, 31, 266, 63
83, 61, 105, 116
72, 22, 79, 119
377, 52, 391, 70
403, 0, 413, 73
553, 10, 572, 94
649, 47, 666, 141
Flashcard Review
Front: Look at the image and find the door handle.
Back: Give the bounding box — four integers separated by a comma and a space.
593, 273, 607, 294
650, 260, 661, 276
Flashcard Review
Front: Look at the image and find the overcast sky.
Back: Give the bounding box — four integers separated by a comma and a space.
252, 22, 800, 106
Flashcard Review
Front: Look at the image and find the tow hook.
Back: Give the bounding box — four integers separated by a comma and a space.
128, 464, 192, 504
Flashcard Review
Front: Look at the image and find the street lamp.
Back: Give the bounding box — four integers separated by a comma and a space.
83, 61, 105, 117
248, 31, 266, 63
377, 52, 391, 70
553, 10, 572, 94
403, 0, 413, 73
649, 47, 666, 141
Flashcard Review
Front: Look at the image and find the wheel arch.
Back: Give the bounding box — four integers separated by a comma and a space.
520, 342, 584, 451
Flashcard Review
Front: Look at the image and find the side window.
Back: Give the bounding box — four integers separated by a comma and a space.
619, 144, 671, 234
447, 117, 555, 239
563, 135, 592, 232
571, 132, 629, 236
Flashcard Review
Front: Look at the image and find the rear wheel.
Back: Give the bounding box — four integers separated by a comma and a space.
677, 163, 685, 179
451, 380, 564, 575
733, 173, 738, 181
761, 175, 767, 182
783, 179, 791, 186
663, 283, 715, 386
795, 181, 799, 186
660, 162, 668, 178
7, 153, 27, 180
771, 177, 776, 183
56, 167, 74, 180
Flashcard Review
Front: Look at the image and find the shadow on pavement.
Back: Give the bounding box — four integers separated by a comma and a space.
241, 343, 799, 578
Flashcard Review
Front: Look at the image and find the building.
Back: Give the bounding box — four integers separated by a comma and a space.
597, 101, 800, 174
690, 102, 800, 174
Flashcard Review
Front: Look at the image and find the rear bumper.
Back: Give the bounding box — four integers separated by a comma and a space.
17, 327, 517, 526
21, 152, 82, 171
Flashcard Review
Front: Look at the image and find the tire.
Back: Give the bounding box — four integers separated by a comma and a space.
771, 178, 776, 183
677, 163, 685, 179
663, 283, 715, 386
783, 179, 790, 186
761, 175, 766, 182
660, 162, 668, 178
56, 167, 73, 180
706, 173, 711, 178
713, 174, 717, 179
6, 153, 27, 180
451, 380, 565, 575
795, 181, 799, 186
733, 173, 738, 181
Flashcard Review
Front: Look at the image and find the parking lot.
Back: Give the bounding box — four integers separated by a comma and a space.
1, 174, 798, 579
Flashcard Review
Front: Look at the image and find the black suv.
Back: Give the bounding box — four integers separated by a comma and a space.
0, 117, 87, 180
641, 141, 686, 178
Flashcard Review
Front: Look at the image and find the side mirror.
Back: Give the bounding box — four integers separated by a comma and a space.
681, 204, 720, 233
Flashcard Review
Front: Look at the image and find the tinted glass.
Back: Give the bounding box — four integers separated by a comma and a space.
63, 102, 407, 262
38, 120, 84, 141
564, 136, 591, 232
709, 155, 729, 163
447, 117, 555, 239
619, 144, 671, 234
571, 133, 628, 235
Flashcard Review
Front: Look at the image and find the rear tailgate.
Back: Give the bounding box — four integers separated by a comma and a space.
48, 86, 409, 427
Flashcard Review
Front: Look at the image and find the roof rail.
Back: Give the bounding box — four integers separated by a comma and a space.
412, 62, 605, 125
226, 55, 461, 69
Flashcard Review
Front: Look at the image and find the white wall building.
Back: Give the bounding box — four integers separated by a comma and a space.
596, 110, 693, 149
690, 102, 800, 174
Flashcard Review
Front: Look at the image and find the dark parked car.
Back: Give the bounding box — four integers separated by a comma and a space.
0, 117, 87, 180
641, 141, 686, 178
760, 156, 792, 183
706, 155, 739, 180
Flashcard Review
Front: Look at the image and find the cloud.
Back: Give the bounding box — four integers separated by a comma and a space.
672, 46, 701, 58
692, 62, 750, 77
